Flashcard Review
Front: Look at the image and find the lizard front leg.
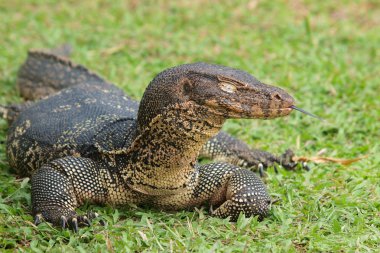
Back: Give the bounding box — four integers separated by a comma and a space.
31, 156, 139, 231
200, 131, 307, 176
152, 163, 271, 221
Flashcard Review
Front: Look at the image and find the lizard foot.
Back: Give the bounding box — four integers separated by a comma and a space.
248, 149, 311, 177
33, 210, 105, 232
210, 169, 271, 221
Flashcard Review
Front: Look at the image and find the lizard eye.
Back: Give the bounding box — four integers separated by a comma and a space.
219, 82, 237, 94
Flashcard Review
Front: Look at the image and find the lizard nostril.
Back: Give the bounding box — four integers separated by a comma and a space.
273, 93, 282, 100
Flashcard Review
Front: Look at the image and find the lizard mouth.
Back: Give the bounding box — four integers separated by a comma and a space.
290, 105, 322, 120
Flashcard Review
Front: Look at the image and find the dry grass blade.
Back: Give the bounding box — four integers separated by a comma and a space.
101, 41, 129, 56
293, 155, 369, 166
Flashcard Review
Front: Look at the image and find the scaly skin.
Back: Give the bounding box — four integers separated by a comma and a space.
3, 49, 300, 231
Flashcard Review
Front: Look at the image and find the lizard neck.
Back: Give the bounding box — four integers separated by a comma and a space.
122, 102, 225, 195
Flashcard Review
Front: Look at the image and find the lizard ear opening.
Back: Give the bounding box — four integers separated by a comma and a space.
181, 78, 193, 99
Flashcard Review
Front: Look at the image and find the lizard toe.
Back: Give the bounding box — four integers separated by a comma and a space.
68, 217, 79, 233
33, 213, 43, 225
258, 163, 265, 178
78, 215, 91, 227
302, 162, 311, 171
60, 215, 68, 229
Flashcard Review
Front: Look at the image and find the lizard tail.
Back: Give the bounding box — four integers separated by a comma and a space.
17, 44, 108, 101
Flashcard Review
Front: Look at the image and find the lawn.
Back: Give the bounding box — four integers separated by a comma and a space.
0, 0, 379, 252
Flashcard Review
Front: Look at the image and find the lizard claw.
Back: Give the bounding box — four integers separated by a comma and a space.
209, 204, 214, 213
68, 217, 79, 233
83, 216, 92, 226
87, 211, 106, 226
302, 162, 310, 171
258, 163, 265, 177
99, 219, 107, 227
78, 215, 91, 226
33, 213, 43, 225
32, 209, 103, 232
60, 216, 68, 229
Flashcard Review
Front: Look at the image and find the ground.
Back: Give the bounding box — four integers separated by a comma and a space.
0, 0, 379, 252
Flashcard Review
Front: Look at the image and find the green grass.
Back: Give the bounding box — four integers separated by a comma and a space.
1, 0, 379, 252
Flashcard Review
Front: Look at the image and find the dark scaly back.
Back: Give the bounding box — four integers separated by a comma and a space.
6, 82, 140, 177
7, 50, 140, 177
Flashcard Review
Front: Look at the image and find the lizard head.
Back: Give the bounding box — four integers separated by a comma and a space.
138, 63, 305, 131
179, 63, 295, 119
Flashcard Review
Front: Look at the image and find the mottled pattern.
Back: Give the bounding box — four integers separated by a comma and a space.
7, 81, 138, 177
151, 163, 270, 221
4, 49, 298, 230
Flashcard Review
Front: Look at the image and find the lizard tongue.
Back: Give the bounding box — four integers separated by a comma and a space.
290, 105, 323, 120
